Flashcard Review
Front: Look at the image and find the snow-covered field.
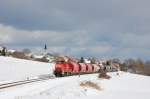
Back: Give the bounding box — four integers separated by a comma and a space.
0, 56, 150, 99
0, 73, 150, 99
0, 56, 55, 82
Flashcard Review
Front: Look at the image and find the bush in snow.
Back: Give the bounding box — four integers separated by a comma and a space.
80, 81, 101, 91
98, 69, 111, 79
11, 51, 29, 59
34, 56, 49, 62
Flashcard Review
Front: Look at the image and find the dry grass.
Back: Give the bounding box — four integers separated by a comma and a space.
80, 81, 102, 91
98, 74, 111, 79
98, 71, 111, 79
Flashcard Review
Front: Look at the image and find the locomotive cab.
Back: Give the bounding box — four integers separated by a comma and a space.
54, 61, 73, 77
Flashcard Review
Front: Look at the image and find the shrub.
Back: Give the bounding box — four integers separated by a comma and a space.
98, 70, 111, 79
11, 51, 28, 59
80, 81, 101, 91
34, 56, 49, 62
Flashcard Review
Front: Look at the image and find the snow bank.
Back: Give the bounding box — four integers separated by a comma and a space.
23, 72, 150, 99
0, 72, 150, 99
0, 56, 55, 82
0, 57, 150, 99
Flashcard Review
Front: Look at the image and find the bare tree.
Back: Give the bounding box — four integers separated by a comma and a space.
22, 48, 31, 54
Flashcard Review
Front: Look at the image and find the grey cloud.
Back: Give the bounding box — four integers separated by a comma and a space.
0, 0, 150, 60
0, 24, 113, 57
0, 24, 149, 60
0, 0, 150, 34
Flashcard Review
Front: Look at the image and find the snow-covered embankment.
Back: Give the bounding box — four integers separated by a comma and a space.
0, 56, 55, 82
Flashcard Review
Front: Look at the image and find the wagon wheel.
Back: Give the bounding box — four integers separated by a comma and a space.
64, 72, 68, 76
68, 72, 72, 76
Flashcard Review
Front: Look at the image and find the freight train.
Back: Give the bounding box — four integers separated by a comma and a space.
54, 58, 100, 77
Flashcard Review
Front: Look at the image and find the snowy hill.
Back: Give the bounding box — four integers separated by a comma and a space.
0, 72, 150, 99
0, 56, 150, 99
0, 56, 55, 82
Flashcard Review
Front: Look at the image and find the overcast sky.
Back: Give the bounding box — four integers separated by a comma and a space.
0, 0, 150, 60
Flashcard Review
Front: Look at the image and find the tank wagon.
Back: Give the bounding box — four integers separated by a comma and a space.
54, 59, 100, 77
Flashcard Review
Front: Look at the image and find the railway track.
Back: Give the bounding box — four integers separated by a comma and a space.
0, 73, 99, 90
0, 76, 55, 90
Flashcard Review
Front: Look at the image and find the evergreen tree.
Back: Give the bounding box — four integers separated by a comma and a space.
91, 57, 96, 64
80, 57, 84, 63
1, 47, 6, 56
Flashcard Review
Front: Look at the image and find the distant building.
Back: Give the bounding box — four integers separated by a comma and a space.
104, 62, 120, 72
84, 58, 91, 63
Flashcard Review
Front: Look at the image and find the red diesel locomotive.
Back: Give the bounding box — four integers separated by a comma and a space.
54, 59, 100, 77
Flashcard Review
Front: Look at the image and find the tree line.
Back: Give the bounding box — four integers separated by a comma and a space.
119, 58, 150, 76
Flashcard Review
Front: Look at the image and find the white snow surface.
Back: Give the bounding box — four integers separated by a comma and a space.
0, 56, 150, 99
0, 73, 150, 99
0, 56, 55, 82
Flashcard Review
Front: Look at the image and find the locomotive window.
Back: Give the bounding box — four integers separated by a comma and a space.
57, 61, 65, 64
